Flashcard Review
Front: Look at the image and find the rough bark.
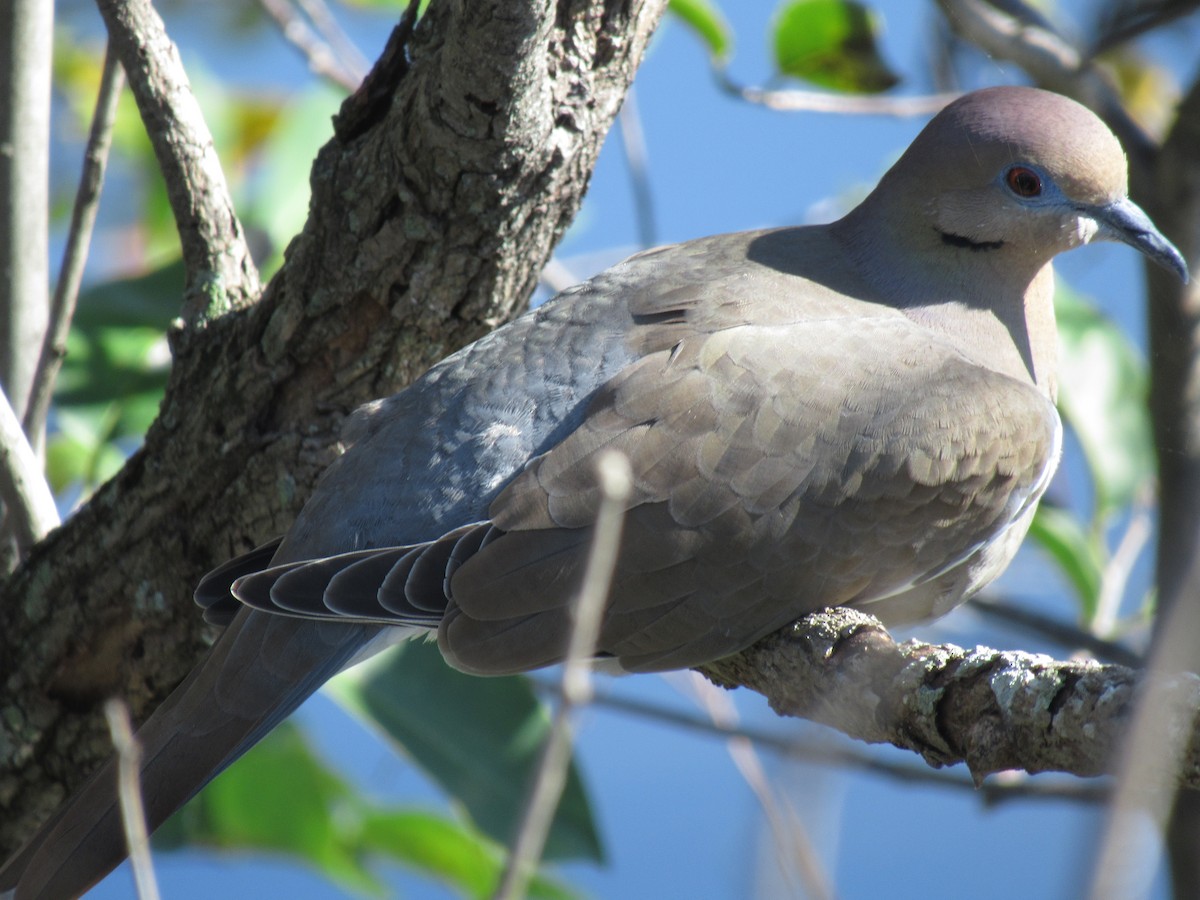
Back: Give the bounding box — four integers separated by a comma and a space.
0, 0, 667, 854
703, 608, 1200, 787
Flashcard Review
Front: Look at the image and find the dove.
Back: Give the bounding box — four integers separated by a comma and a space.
0, 85, 1188, 898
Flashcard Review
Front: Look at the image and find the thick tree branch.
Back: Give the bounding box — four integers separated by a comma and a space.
702, 608, 1200, 787
94, 0, 261, 326
0, 0, 667, 856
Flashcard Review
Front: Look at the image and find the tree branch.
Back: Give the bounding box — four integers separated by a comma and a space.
95, 0, 261, 327
935, 0, 1156, 163
0, 0, 667, 857
25, 42, 125, 455
0, 0, 52, 423
0, 387, 57, 552
702, 608, 1200, 787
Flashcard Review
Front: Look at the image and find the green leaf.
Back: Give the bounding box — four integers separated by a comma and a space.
1028, 505, 1105, 620
669, 0, 734, 64
327, 640, 604, 863
160, 722, 386, 895
44, 262, 181, 497
161, 722, 580, 898
44, 406, 127, 493
1054, 284, 1154, 518
772, 0, 899, 93
242, 83, 343, 274
359, 810, 577, 900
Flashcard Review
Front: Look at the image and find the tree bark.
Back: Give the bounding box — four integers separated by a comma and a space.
0, 0, 667, 855
702, 608, 1200, 788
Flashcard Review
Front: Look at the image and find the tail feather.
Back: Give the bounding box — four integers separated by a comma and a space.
194, 539, 284, 626
0, 610, 377, 899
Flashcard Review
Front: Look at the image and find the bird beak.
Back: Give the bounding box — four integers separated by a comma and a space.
1093, 197, 1189, 283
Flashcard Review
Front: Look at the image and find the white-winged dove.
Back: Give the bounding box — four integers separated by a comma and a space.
1, 85, 1189, 898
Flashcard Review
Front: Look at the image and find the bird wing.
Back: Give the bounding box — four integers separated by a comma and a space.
442, 314, 1059, 673
229, 311, 1057, 675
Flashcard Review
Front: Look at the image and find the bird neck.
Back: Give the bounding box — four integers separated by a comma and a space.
831, 203, 1059, 400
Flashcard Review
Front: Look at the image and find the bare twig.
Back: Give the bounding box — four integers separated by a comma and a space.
24, 43, 124, 455
103, 699, 160, 900
493, 451, 632, 900
971, 594, 1143, 668
617, 87, 657, 248
935, 0, 1155, 160
1091, 0, 1200, 56
295, 0, 370, 81
0, 0, 52, 423
680, 672, 836, 900
257, 0, 361, 92
1093, 501, 1154, 637
717, 73, 958, 117
531, 676, 1108, 804
95, 0, 260, 327
538, 257, 579, 294
0, 386, 58, 553
1087, 544, 1200, 900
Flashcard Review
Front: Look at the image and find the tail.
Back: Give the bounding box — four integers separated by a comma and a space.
0, 610, 377, 898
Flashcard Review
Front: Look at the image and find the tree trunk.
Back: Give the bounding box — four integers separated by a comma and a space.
0, 0, 667, 855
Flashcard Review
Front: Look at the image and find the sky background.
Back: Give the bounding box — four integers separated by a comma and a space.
50, 0, 1200, 897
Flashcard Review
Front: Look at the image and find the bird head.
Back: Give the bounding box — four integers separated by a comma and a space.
869, 86, 1188, 283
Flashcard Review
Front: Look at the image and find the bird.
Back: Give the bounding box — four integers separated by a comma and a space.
0, 85, 1188, 898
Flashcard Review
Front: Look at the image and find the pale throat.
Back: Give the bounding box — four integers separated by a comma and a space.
901, 264, 1059, 399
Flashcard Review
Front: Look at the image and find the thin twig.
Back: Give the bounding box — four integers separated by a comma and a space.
680, 672, 836, 900
493, 451, 632, 900
539, 257, 579, 294
256, 0, 361, 92
295, 0, 370, 82
617, 87, 657, 248
717, 72, 958, 117
0, 386, 58, 553
1087, 539, 1200, 900
1093, 502, 1153, 638
528, 677, 1109, 804
104, 699, 161, 900
934, 0, 1155, 161
24, 43, 124, 455
971, 594, 1143, 668
95, 0, 260, 326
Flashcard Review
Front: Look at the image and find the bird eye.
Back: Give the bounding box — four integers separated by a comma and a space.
1005, 166, 1042, 198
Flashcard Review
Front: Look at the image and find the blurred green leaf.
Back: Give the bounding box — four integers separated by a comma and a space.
159, 721, 385, 895
669, 0, 734, 64
359, 810, 577, 899
45, 406, 127, 494
1054, 284, 1154, 519
772, 0, 899, 93
1028, 504, 1105, 620
243, 83, 343, 274
46, 262, 181, 497
328, 640, 604, 863
160, 721, 578, 898
56, 263, 178, 410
